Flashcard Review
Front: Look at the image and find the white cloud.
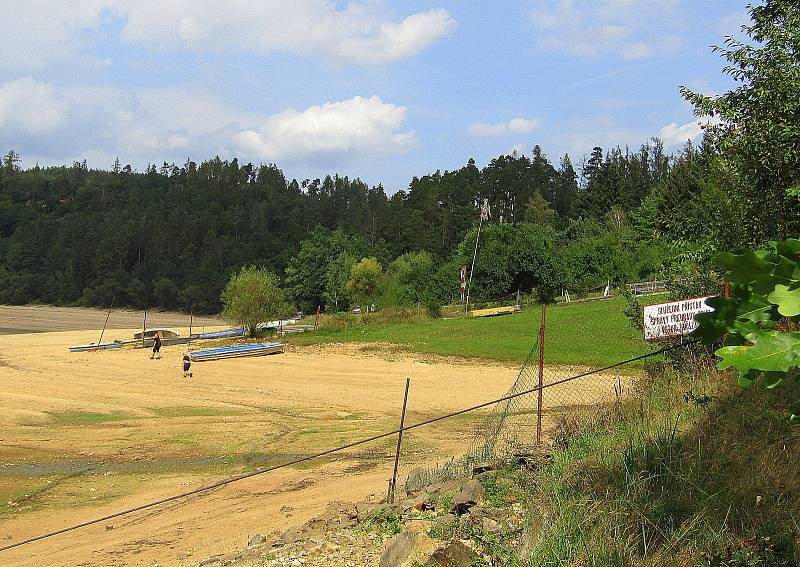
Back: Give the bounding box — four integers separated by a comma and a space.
529, 0, 683, 59
0, 77, 65, 134
334, 9, 457, 64
1, 1, 454, 71
658, 116, 722, 147
113, 1, 454, 65
233, 96, 415, 164
468, 117, 540, 137
0, 78, 413, 169
0, 1, 107, 70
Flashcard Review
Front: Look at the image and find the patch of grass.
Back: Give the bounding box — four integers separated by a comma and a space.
150, 406, 238, 418
170, 432, 201, 446
287, 298, 653, 366
48, 411, 133, 425
361, 507, 403, 536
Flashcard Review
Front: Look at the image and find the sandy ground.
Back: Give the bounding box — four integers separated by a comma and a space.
0, 308, 629, 567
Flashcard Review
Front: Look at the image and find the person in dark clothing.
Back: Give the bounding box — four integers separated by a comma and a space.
151, 331, 162, 359
183, 354, 192, 378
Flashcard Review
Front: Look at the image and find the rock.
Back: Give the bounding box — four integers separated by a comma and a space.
432, 513, 457, 531
247, 532, 267, 548
481, 517, 502, 534
425, 540, 478, 567
406, 519, 433, 534
450, 480, 484, 515
472, 462, 497, 475
379, 530, 437, 567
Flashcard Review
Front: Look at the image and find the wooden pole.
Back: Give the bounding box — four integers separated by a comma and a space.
141, 308, 147, 348
188, 310, 193, 344
536, 303, 546, 446
388, 377, 411, 503
97, 296, 115, 347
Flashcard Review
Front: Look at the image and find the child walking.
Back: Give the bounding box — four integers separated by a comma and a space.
150, 331, 162, 359
183, 354, 193, 378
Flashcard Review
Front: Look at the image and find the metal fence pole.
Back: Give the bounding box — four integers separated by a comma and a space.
141, 308, 147, 348
97, 296, 115, 347
536, 303, 547, 446
388, 377, 411, 503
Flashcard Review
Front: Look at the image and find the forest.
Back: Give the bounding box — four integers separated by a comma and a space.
0, 1, 797, 314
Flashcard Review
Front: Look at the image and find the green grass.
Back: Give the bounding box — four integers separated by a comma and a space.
48, 411, 133, 425
149, 406, 238, 418
288, 298, 653, 366
485, 367, 800, 566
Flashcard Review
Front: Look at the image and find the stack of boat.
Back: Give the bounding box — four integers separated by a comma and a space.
68, 341, 124, 352
196, 327, 244, 339
188, 342, 285, 362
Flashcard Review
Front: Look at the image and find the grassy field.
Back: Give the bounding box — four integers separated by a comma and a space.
289, 297, 654, 367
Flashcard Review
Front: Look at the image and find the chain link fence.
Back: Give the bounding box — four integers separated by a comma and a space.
404, 297, 663, 493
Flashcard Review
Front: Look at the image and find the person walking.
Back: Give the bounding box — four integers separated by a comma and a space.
150, 331, 162, 359
182, 354, 192, 378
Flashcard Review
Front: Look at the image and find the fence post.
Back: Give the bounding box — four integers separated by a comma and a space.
388, 377, 411, 503
536, 303, 547, 446
141, 307, 147, 348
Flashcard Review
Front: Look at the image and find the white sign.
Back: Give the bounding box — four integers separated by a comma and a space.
643, 296, 714, 340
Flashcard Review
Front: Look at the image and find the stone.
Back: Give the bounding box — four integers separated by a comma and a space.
247, 532, 267, 548
379, 530, 437, 567
472, 462, 497, 475
406, 519, 433, 534
425, 540, 477, 567
432, 513, 457, 531
481, 517, 502, 534
450, 480, 484, 515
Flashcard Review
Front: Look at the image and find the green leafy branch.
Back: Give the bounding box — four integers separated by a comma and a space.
693, 239, 800, 421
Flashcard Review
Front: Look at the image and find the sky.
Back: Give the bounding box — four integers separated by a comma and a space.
1, 0, 749, 193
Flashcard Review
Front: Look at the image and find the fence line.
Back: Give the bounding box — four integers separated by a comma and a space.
0, 339, 694, 554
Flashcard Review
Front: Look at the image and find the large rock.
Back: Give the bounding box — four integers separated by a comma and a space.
425, 540, 478, 567
450, 480, 485, 515
247, 532, 266, 548
379, 530, 437, 567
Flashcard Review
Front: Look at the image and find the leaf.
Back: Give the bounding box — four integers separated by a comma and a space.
767, 284, 800, 316
738, 368, 759, 388
777, 238, 800, 261
733, 319, 759, 339
751, 255, 800, 295
789, 400, 800, 423
716, 331, 800, 375
716, 250, 775, 285
762, 371, 784, 389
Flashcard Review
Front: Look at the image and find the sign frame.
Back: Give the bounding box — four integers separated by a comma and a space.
642, 295, 715, 341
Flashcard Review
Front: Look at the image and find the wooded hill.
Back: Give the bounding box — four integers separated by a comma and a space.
1, 1, 797, 314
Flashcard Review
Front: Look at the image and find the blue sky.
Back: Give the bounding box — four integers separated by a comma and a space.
1, 0, 747, 192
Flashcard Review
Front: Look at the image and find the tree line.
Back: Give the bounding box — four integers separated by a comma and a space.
1, 0, 797, 314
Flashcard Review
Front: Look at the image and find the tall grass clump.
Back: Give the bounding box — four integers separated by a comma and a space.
513, 362, 800, 566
